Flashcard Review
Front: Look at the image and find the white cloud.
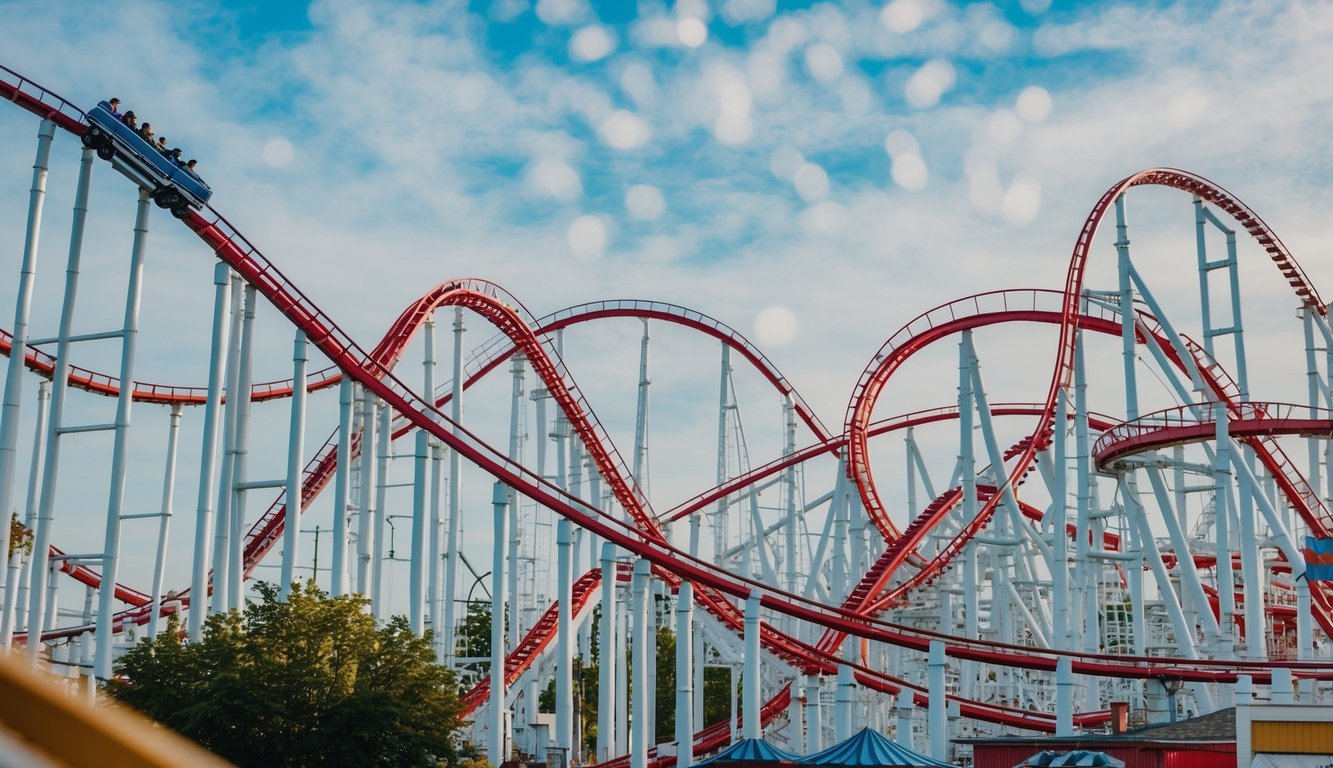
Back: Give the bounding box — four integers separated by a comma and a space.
262, 137, 295, 168
721, 0, 776, 26
526, 158, 584, 201
599, 109, 652, 149
793, 162, 830, 202
1000, 175, 1041, 226
714, 112, 753, 145
800, 200, 850, 237
769, 146, 806, 182
677, 18, 708, 47
987, 109, 1022, 144
631, 16, 681, 48
1015, 86, 1052, 122
568, 214, 609, 259
1167, 89, 1210, 130
881, 0, 928, 34
891, 153, 929, 191
618, 61, 659, 107
754, 305, 798, 346
904, 59, 956, 109
804, 43, 844, 84
625, 184, 667, 220
535, 0, 587, 26
570, 25, 616, 62
746, 51, 786, 99
676, 0, 710, 22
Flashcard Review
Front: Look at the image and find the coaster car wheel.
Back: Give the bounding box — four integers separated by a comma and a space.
96, 144, 116, 160
154, 187, 183, 209
171, 204, 191, 219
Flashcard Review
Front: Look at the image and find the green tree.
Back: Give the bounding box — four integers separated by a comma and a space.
649, 628, 734, 742
107, 581, 464, 768
8, 512, 32, 559
456, 600, 502, 692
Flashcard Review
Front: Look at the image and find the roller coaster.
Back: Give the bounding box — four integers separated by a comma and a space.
1, 64, 1331, 766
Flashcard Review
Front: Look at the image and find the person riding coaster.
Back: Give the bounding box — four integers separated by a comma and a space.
81, 99, 211, 219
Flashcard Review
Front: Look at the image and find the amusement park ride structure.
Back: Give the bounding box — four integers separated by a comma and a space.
0, 65, 1331, 767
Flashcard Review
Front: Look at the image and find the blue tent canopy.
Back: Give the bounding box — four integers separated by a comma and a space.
694, 738, 801, 767
1015, 751, 1126, 767
796, 728, 958, 768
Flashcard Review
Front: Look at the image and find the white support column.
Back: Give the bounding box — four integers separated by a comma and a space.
928, 640, 947, 761
148, 405, 183, 639
1296, 578, 1313, 665
507, 354, 526, 649
330, 379, 354, 597
598, 542, 617, 762
409, 429, 428, 634
633, 319, 651, 488
675, 582, 694, 768
209, 274, 244, 616
834, 663, 853, 743
556, 518, 573, 756
489, 482, 509, 767
1115, 194, 1140, 421
279, 331, 308, 598
896, 688, 914, 749
1235, 449, 1265, 658
356, 396, 378, 596
95, 189, 152, 681
1072, 336, 1101, 708
0, 380, 48, 646
0, 119, 56, 597
806, 674, 823, 752
616, 592, 629, 755
1270, 668, 1293, 704
189, 264, 231, 639
371, 402, 390, 618
743, 593, 762, 739
422, 312, 440, 647
630, 558, 650, 768
429, 442, 444, 654
1052, 388, 1070, 651
783, 394, 798, 601
1214, 406, 1237, 653
1235, 676, 1253, 767
1055, 656, 1073, 736
226, 284, 258, 614
444, 307, 465, 667
19, 137, 86, 664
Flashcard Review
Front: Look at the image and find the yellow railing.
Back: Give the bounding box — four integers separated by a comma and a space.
0, 652, 233, 767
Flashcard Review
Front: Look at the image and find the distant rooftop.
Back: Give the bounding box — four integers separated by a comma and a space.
1124, 708, 1235, 742
959, 708, 1236, 746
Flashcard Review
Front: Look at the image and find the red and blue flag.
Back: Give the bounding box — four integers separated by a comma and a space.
1303, 536, 1333, 581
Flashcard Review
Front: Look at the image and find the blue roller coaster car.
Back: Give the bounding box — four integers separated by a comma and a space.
81, 100, 211, 218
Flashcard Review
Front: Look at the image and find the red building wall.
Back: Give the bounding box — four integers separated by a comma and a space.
1162, 746, 1235, 768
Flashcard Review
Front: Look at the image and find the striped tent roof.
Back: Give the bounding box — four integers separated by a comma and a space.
1015, 751, 1126, 767
694, 738, 801, 767
795, 728, 958, 768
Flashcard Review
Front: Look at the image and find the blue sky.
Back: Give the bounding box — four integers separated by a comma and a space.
1, 0, 1332, 605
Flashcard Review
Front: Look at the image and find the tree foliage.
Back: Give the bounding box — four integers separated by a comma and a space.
8, 512, 32, 559
539, 610, 734, 752
107, 581, 463, 768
